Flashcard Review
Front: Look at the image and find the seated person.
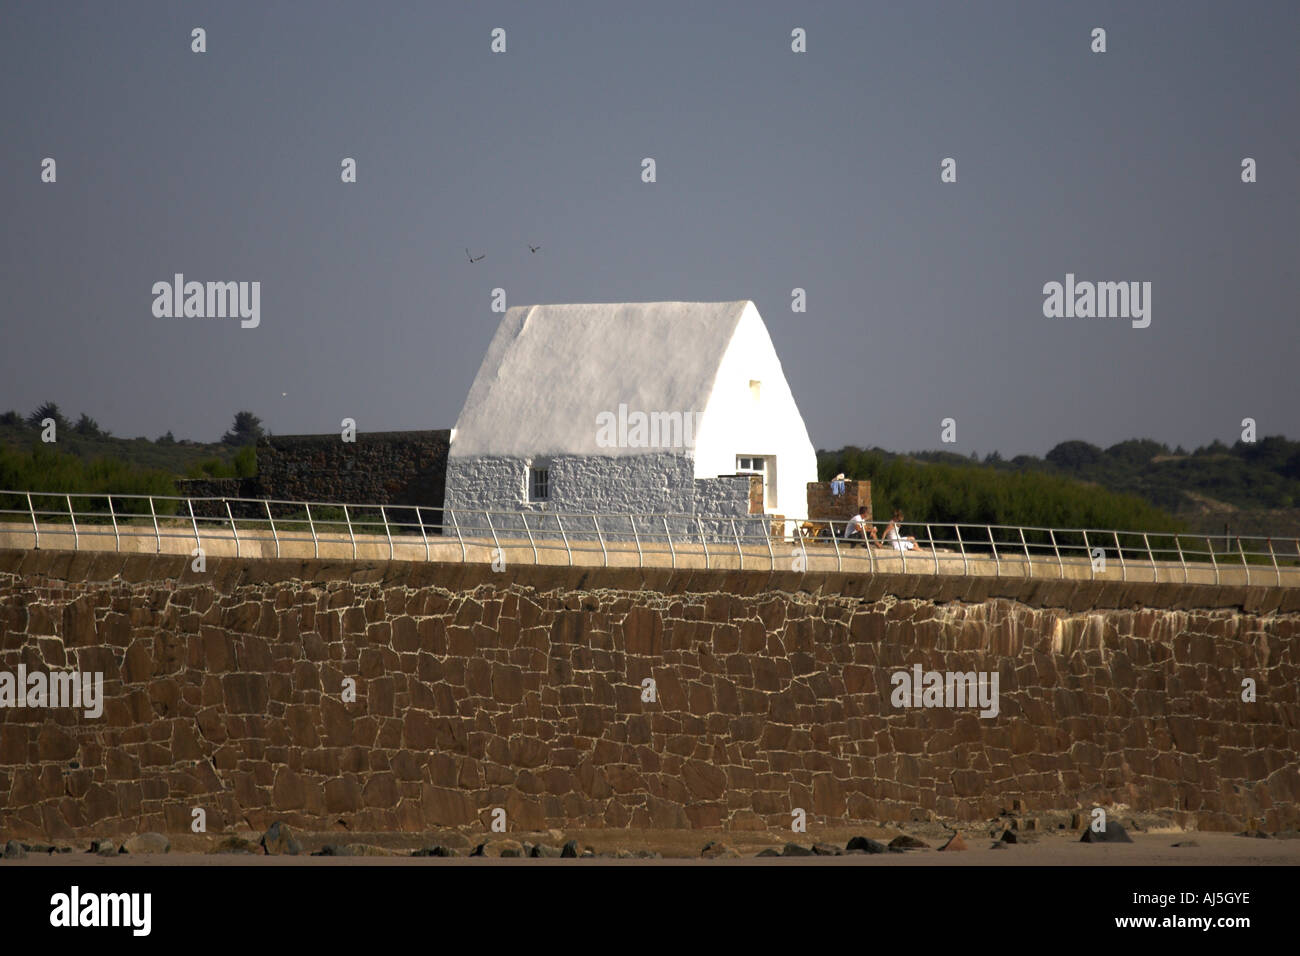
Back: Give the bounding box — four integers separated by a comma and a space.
843, 507, 879, 548
882, 509, 921, 551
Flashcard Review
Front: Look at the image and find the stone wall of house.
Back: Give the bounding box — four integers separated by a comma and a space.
444, 454, 761, 541
1, 549, 1297, 840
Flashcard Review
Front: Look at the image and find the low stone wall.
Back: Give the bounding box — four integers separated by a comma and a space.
174, 431, 450, 525
255, 431, 449, 525
173, 478, 263, 519
0, 550, 1297, 841
255, 431, 449, 506
807, 480, 872, 522
172, 478, 250, 501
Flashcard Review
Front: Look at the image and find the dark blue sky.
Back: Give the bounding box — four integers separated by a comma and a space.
2, 0, 1296, 457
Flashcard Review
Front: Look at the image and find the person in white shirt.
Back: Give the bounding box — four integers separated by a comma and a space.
844, 507, 878, 548
882, 509, 920, 551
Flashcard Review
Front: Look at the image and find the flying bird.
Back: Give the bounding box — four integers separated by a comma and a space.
528, 244, 541, 254
466, 248, 485, 263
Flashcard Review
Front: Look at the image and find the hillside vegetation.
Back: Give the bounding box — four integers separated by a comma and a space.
819, 447, 1183, 535
3, 401, 1294, 537
887, 437, 1300, 512
0, 403, 260, 506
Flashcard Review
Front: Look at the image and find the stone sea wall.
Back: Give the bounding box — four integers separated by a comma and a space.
0, 549, 1297, 840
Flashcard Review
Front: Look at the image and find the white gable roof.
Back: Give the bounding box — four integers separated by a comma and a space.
450, 301, 751, 458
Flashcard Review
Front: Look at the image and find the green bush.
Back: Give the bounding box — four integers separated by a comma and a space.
819, 447, 1183, 536
0, 444, 178, 519
187, 457, 237, 479
234, 445, 257, 478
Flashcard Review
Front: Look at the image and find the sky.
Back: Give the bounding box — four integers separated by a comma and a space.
2, 0, 1296, 458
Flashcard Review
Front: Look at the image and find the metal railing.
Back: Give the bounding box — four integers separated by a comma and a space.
1, 489, 1297, 586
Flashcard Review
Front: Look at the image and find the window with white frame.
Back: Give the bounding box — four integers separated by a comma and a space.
736, 456, 766, 474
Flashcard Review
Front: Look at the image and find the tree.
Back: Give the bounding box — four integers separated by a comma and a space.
1105, 438, 1167, 467
157, 431, 176, 444
1282, 450, 1300, 482
1236, 435, 1298, 472
74, 414, 104, 438
26, 401, 70, 432
222, 411, 264, 446
1045, 440, 1104, 472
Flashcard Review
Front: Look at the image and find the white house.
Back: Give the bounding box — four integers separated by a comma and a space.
443, 301, 817, 537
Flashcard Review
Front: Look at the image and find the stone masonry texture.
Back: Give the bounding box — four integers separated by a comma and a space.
445, 454, 754, 523
0, 548, 1297, 840
255, 431, 450, 511
178, 431, 451, 522
807, 480, 871, 523
444, 453, 763, 542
